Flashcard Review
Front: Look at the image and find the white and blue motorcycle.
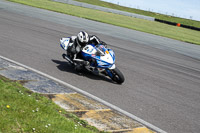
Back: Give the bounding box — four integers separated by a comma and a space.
60, 37, 125, 84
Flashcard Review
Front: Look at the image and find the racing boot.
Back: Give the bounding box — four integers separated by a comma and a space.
83, 61, 90, 66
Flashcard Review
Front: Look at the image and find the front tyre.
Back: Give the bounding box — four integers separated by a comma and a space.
111, 67, 125, 84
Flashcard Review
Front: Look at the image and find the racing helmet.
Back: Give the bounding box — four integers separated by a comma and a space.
77, 31, 89, 46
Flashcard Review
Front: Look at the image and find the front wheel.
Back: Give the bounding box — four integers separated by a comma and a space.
110, 67, 125, 84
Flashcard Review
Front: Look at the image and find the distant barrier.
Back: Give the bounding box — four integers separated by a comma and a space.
155, 19, 200, 31
53, 0, 155, 21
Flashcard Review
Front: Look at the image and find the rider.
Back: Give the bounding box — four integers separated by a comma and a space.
65, 31, 107, 71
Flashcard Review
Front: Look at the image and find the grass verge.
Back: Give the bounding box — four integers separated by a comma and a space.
0, 75, 101, 133
74, 0, 200, 28
7, 0, 200, 45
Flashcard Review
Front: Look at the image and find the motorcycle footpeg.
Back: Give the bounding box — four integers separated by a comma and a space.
92, 68, 99, 75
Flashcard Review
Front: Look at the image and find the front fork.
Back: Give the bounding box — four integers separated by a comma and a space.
105, 64, 116, 78
105, 69, 113, 78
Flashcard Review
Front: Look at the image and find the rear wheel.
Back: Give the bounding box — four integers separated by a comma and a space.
111, 67, 125, 84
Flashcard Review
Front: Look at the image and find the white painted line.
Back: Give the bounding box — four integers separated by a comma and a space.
0, 55, 167, 133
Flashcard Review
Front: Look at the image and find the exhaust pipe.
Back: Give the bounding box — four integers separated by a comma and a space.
62, 54, 74, 64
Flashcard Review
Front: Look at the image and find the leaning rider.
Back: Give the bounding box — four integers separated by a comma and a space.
65, 31, 107, 71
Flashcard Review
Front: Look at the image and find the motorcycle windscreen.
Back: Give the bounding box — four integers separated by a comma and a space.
96, 44, 107, 56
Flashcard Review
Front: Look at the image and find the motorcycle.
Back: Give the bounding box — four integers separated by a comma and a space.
60, 37, 125, 84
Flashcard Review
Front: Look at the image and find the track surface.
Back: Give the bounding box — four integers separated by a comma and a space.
0, 1, 200, 133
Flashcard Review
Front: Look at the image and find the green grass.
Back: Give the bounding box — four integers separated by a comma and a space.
7, 0, 200, 45
0, 75, 100, 133
74, 0, 200, 28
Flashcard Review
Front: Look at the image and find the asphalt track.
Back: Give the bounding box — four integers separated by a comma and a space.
0, 1, 200, 133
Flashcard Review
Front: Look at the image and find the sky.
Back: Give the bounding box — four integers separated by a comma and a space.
102, 0, 200, 21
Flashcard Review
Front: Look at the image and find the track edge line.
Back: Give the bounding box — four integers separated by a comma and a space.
0, 55, 167, 133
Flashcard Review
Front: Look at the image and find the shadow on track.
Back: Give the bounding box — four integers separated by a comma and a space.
52, 59, 113, 83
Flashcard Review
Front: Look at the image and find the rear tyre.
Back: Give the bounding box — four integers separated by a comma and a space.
111, 67, 125, 84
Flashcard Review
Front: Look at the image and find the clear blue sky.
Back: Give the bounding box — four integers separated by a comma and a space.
102, 0, 200, 21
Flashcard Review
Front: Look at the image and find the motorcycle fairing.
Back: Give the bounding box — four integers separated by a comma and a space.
81, 44, 115, 68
